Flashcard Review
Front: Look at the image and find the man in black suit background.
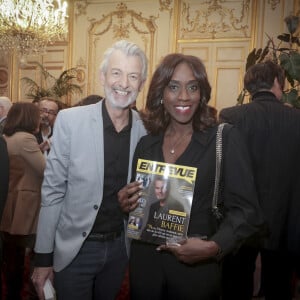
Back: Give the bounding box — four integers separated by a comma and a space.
219, 60, 300, 300
0, 135, 9, 299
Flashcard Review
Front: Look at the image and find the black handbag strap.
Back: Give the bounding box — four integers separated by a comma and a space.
212, 123, 226, 220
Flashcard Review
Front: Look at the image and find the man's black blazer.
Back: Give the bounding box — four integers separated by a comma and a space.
219, 91, 300, 252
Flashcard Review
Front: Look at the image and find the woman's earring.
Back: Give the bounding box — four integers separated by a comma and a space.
160, 99, 164, 104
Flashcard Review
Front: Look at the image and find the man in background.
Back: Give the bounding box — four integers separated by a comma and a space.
35, 97, 59, 156
0, 96, 12, 134
0, 135, 9, 299
220, 60, 300, 300
32, 40, 148, 300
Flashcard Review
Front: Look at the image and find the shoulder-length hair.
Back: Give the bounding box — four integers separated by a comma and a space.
3, 102, 40, 136
140, 53, 217, 134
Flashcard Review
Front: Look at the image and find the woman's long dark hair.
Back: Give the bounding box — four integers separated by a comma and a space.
140, 53, 217, 134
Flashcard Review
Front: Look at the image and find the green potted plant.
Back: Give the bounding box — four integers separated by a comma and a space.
238, 15, 300, 108
21, 62, 83, 102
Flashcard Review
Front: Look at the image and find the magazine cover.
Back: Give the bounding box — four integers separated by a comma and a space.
127, 159, 197, 245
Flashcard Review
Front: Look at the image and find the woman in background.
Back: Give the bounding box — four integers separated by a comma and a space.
1, 102, 45, 300
118, 53, 265, 299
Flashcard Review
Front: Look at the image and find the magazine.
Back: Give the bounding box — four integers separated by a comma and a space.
127, 159, 197, 245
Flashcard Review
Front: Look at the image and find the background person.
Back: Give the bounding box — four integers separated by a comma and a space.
219, 60, 300, 300
31, 40, 148, 300
118, 53, 264, 300
0, 96, 12, 134
0, 135, 9, 298
35, 97, 59, 156
1, 102, 46, 300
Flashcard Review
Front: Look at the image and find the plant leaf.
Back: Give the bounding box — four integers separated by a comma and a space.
277, 33, 291, 43
282, 88, 300, 108
279, 52, 300, 82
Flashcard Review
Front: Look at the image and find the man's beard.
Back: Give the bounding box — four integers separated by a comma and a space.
40, 117, 50, 127
104, 85, 138, 109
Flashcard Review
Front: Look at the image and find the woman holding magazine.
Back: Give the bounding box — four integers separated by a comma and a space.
118, 53, 265, 299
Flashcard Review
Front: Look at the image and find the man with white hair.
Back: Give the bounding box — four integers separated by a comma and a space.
32, 40, 148, 300
0, 96, 12, 134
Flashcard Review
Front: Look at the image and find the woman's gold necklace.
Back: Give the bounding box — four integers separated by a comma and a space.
169, 131, 192, 154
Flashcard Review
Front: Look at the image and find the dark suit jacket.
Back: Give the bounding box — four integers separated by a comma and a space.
0, 136, 9, 222
0, 135, 9, 263
219, 91, 300, 252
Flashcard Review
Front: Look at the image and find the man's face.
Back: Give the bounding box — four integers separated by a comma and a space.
154, 179, 168, 201
100, 49, 145, 109
39, 100, 59, 128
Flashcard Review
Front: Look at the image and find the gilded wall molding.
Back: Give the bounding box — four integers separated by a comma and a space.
179, 0, 251, 39
88, 3, 157, 39
75, 0, 88, 17
159, 0, 173, 12
267, 0, 280, 10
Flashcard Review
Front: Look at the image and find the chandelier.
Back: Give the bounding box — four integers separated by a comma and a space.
0, 0, 68, 56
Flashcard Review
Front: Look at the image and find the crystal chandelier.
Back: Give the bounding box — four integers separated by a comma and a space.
0, 0, 68, 56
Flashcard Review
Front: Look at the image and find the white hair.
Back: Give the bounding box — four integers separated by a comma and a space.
99, 40, 148, 82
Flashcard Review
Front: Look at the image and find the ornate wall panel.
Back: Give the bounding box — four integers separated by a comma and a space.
178, 0, 253, 40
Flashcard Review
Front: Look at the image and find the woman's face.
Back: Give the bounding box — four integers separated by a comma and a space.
163, 62, 200, 126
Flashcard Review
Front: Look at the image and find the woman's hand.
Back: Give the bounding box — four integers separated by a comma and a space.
118, 181, 143, 213
157, 238, 220, 264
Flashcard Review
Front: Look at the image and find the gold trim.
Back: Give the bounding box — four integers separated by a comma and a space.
177, 37, 251, 43
173, 0, 180, 52
267, 0, 280, 10
159, 0, 173, 12
68, 1, 74, 70
250, 0, 258, 50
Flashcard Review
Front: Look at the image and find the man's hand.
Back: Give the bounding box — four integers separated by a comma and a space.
157, 238, 220, 264
31, 267, 54, 300
118, 181, 143, 213
39, 140, 51, 153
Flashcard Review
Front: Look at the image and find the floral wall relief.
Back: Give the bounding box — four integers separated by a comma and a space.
180, 0, 251, 39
